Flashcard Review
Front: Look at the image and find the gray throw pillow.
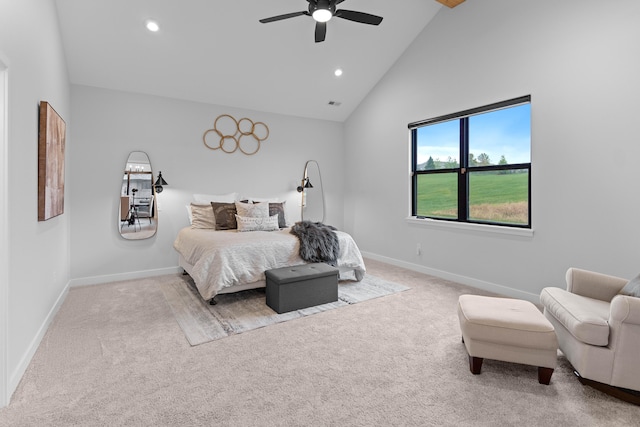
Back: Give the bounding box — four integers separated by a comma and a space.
268, 202, 287, 228
619, 274, 640, 297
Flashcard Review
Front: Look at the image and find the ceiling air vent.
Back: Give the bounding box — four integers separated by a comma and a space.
328, 101, 342, 107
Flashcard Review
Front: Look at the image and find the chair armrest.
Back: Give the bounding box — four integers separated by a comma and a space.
565, 268, 627, 302
610, 295, 640, 325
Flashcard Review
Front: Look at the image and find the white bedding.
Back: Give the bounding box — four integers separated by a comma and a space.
173, 227, 366, 300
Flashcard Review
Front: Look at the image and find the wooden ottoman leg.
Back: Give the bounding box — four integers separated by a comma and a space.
538, 367, 554, 385
469, 355, 483, 375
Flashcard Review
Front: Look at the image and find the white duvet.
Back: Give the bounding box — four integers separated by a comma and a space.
173, 227, 366, 300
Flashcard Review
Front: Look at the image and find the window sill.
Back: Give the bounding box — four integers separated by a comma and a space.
405, 217, 534, 238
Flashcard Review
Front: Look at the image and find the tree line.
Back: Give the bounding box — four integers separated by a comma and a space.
418, 153, 509, 171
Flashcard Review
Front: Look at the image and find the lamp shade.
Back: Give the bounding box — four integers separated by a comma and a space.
154, 171, 168, 186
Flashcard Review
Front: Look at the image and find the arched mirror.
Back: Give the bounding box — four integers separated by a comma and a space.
119, 151, 157, 239
299, 160, 325, 223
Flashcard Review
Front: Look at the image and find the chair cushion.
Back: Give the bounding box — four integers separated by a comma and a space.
540, 287, 610, 346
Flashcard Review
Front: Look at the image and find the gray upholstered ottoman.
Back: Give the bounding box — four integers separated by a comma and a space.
265, 263, 339, 314
457, 294, 558, 385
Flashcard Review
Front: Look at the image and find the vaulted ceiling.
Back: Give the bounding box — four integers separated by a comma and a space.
55, 1, 459, 121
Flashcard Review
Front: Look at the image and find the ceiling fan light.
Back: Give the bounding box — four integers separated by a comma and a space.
312, 9, 332, 23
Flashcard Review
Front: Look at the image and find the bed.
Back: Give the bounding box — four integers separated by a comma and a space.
173, 226, 366, 302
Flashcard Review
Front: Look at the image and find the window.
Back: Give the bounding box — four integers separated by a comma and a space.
409, 96, 531, 228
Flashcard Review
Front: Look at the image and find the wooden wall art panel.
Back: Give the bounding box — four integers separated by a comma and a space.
38, 101, 66, 221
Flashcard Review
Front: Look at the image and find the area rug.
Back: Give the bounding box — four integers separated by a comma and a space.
161, 274, 409, 346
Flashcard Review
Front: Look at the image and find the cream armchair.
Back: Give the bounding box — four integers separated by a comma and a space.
540, 268, 640, 402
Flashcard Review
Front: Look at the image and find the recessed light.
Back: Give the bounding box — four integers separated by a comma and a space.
334, 68, 343, 77
146, 20, 159, 32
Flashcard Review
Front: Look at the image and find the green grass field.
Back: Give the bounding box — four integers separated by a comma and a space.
416, 171, 529, 224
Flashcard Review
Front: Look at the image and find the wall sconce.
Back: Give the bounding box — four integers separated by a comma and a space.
297, 177, 314, 192
297, 160, 325, 223
154, 171, 168, 193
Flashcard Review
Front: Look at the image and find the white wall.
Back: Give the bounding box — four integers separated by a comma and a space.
344, 0, 640, 300
0, 0, 71, 405
0, 52, 8, 410
69, 85, 344, 282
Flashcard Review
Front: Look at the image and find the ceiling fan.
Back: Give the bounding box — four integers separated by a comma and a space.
259, 0, 383, 43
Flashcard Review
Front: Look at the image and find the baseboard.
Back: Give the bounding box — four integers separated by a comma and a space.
68, 266, 182, 288
8, 278, 70, 400
360, 251, 539, 303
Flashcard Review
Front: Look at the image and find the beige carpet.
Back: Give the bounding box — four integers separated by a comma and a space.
0, 259, 637, 426
161, 274, 410, 346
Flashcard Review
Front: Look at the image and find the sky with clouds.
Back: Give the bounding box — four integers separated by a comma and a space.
416, 104, 531, 166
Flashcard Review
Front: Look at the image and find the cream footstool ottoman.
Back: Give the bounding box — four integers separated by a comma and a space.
457, 294, 558, 385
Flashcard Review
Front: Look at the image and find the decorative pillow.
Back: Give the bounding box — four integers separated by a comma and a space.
211, 202, 239, 230
619, 274, 640, 297
235, 201, 269, 218
247, 197, 280, 203
190, 203, 216, 229
235, 214, 280, 232
268, 201, 287, 228
193, 192, 238, 203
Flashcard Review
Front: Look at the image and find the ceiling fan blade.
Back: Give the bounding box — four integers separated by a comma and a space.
259, 11, 309, 24
315, 22, 327, 43
334, 0, 346, 4
334, 9, 383, 25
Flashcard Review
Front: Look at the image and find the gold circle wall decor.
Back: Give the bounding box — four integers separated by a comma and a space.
237, 118, 254, 135
203, 114, 270, 155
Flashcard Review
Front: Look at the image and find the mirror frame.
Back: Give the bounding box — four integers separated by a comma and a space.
119, 151, 157, 240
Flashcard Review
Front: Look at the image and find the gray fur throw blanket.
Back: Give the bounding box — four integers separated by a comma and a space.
290, 221, 339, 266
